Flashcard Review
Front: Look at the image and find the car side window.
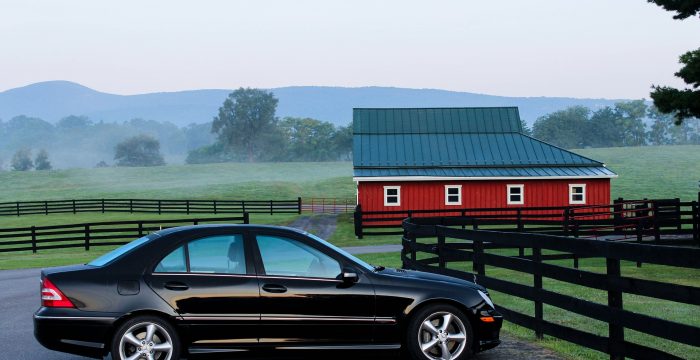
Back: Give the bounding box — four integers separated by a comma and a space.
154, 235, 246, 274
256, 235, 341, 279
189, 235, 246, 274
154, 245, 187, 273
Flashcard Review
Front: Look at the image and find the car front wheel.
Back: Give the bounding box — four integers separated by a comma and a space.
407, 304, 473, 360
111, 316, 180, 360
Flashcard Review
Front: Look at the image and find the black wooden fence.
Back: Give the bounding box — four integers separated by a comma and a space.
0, 198, 302, 217
354, 195, 700, 243
401, 217, 700, 360
0, 215, 249, 253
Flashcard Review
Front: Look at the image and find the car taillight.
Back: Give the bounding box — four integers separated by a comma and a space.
41, 277, 75, 308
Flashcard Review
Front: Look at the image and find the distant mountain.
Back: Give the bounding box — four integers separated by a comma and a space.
0, 81, 629, 127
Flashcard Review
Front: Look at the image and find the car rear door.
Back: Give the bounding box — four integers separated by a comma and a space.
252, 229, 376, 346
146, 230, 260, 348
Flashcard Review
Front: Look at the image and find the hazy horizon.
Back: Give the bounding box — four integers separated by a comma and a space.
1, 0, 699, 99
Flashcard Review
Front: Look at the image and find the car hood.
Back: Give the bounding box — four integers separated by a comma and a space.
377, 267, 486, 292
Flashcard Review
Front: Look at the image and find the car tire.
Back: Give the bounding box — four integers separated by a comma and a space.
110, 316, 180, 360
406, 304, 473, 360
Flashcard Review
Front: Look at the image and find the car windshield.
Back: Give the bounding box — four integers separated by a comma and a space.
88, 235, 152, 267
304, 232, 375, 272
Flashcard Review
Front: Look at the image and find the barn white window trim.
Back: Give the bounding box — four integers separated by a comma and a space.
384, 186, 401, 207
507, 184, 524, 205
445, 185, 462, 206
569, 184, 586, 205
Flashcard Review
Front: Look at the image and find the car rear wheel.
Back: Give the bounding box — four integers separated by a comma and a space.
406, 304, 473, 360
111, 316, 180, 360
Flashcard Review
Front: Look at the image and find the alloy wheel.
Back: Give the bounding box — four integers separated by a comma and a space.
417, 311, 468, 360
118, 322, 174, 360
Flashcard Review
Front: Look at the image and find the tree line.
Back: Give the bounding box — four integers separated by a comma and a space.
530, 100, 700, 149
186, 88, 352, 164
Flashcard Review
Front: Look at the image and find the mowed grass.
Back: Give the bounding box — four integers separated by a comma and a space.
0, 161, 354, 201
357, 252, 700, 360
575, 145, 700, 201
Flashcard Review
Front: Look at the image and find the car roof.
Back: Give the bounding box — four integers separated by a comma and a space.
151, 224, 308, 237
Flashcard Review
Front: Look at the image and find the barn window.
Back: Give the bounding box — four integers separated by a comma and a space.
507, 184, 524, 205
384, 186, 401, 206
569, 184, 586, 204
445, 185, 462, 205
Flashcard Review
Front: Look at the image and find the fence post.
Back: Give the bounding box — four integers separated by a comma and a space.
297, 197, 302, 215
186, 200, 190, 215
532, 245, 543, 339
31, 226, 37, 254
193, 219, 199, 225
101, 199, 105, 213
243, 212, 250, 224
675, 197, 682, 231
472, 238, 485, 276
158, 200, 162, 215
562, 208, 569, 236
636, 218, 644, 268
437, 230, 445, 270
213, 200, 218, 214
270, 200, 273, 215
652, 201, 660, 243
607, 257, 624, 360
16, 202, 20, 216
129, 199, 133, 214
613, 198, 623, 235
693, 200, 699, 244
138, 222, 143, 237
44, 201, 48, 215
73, 199, 77, 214
354, 205, 363, 239
84, 225, 90, 251
242, 201, 246, 214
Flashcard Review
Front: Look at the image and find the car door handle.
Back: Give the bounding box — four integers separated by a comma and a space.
262, 284, 287, 293
164, 282, 189, 291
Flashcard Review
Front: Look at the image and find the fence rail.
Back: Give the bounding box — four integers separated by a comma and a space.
401, 217, 700, 360
301, 198, 356, 214
0, 215, 249, 253
354, 195, 700, 244
0, 198, 301, 217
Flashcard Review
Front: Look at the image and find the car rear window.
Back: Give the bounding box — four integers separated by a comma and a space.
88, 235, 152, 267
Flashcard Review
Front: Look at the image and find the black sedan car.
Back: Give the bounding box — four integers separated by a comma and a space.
34, 225, 502, 360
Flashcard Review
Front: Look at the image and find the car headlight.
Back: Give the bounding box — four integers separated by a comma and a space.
478, 290, 495, 309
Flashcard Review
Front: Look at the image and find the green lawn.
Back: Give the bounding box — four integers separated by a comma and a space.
576, 145, 700, 201
357, 252, 700, 360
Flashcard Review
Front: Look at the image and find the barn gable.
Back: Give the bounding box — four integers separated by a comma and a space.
352, 107, 617, 180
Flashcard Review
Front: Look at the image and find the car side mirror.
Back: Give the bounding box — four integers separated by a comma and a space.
341, 270, 359, 283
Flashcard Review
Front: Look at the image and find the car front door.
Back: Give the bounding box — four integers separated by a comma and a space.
252, 230, 376, 346
147, 230, 260, 349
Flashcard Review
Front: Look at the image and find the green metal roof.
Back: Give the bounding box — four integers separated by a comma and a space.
353, 107, 616, 178
353, 107, 522, 134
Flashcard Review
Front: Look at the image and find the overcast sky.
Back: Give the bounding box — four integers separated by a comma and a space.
1, 0, 698, 99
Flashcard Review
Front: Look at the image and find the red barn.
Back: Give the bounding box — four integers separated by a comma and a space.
353, 107, 617, 213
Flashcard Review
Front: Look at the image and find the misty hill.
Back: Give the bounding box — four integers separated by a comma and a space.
0, 81, 630, 127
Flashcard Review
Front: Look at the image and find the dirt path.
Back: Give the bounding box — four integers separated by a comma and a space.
288, 215, 339, 239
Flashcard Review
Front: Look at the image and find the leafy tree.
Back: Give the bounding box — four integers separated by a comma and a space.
532, 106, 590, 148
648, 1, 700, 124
114, 135, 165, 167
612, 100, 647, 146
57, 115, 93, 129
185, 142, 233, 164
211, 88, 279, 162
331, 124, 354, 160
95, 161, 109, 168
277, 117, 337, 161
647, 0, 700, 19
11, 149, 33, 171
647, 107, 673, 145
34, 149, 52, 170
519, 119, 533, 136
